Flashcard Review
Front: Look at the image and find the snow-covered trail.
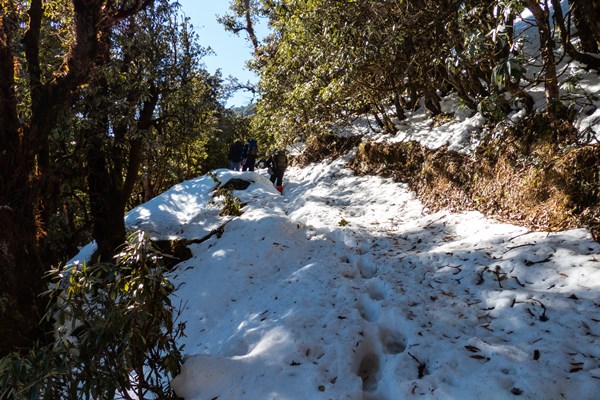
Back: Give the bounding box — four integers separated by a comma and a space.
169, 157, 600, 400
284, 158, 600, 398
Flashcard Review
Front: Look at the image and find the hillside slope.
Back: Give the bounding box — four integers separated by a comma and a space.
115, 160, 600, 399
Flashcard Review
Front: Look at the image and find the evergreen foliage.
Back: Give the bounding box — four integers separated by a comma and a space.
227, 0, 600, 144
0, 231, 185, 400
209, 173, 244, 217
0, 0, 249, 357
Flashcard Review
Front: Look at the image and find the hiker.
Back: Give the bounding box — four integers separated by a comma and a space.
267, 149, 288, 194
242, 139, 259, 171
228, 140, 243, 171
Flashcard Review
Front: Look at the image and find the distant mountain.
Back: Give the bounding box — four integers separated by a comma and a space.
230, 103, 255, 116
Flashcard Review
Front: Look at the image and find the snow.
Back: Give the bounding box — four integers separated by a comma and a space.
67, 126, 600, 398
101, 148, 600, 399
363, 104, 486, 154
63, 2, 600, 398
348, 0, 600, 155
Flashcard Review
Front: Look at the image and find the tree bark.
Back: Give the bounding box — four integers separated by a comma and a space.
0, 0, 153, 354
0, 2, 19, 153
526, 0, 561, 117
550, 0, 600, 70
24, 0, 62, 239
243, 0, 260, 52
571, 0, 600, 54
86, 127, 128, 262
86, 86, 159, 262
0, 0, 48, 355
393, 92, 406, 121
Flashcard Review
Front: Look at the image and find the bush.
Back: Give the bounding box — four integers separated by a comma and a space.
209, 172, 243, 217
0, 231, 185, 400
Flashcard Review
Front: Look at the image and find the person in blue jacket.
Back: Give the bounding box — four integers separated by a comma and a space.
242, 139, 259, 171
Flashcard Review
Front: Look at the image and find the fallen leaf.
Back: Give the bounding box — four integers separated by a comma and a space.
470, 354, 488, 360
464, 345, 480, 353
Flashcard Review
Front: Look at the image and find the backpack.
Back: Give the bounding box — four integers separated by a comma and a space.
272, 150, 288, 169
248, 139, 258, 156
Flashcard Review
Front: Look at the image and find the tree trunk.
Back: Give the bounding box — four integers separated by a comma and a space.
527, 0, 561, 117
392, 92, 406, 121
0, 1, 48, 355
550, 0, 600, 69
571, 0, 600, 53
85, 74, 158, 262
86, 128, 128, 262
87, 133, 155, 263
0, 0, 152, 354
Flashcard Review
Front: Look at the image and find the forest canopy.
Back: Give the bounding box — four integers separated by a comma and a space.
219, 0, 600, 143
0, 0, 250, 355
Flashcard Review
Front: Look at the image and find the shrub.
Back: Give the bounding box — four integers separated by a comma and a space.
209, 172, 243, 217
0, 231, 185, 400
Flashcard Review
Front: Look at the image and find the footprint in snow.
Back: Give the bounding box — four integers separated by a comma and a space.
357, 295, 381, 323
379, 325, 407, 355
367, 279, 387, 301
358, 353, 380, 393
356, 255, 378, 279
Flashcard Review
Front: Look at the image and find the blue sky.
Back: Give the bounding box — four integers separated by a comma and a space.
177, 0, 262, 107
